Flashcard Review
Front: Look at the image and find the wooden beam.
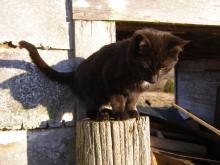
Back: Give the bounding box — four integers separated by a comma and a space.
152, 148, 220, 165
117, 22, 220, 34
73, 0, 220, 26
151, 136, 207, 156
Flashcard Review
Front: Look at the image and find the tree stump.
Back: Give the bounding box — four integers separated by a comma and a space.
76, 117, 151, 165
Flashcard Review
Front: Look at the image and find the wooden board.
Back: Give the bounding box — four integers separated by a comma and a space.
152, 151, 194, 165
151, 136, 207, 156
73, 0, 220, 26
74, 20, 116, 59
152, 148, 220, 165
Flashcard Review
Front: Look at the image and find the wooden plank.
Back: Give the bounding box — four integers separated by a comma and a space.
152, 148, 220, 165
151, 152, 158, 165
152, 151, 194, 165
73, 0, 220, 26
151, 136, 207, 156
160, 131, 197, 142
173, 103, 220, 136
215, 87, 220, 129
74, 20, 116, 59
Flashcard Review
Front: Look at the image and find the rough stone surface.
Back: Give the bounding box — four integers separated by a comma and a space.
176, 59, 220, 123
0, 127, 75, 165
0, 0, 70, 49
0, 48, 76, 129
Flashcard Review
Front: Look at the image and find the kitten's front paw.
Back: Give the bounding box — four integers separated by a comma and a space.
127, 110, 139, 119
96, 109, 112, 121
112, 111, 129, 120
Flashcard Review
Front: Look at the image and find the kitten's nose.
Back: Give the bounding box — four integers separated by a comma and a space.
149, 79, 156, 84
150, 76, 157, 84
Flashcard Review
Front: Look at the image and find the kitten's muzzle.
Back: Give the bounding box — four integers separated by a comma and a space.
143, 70, 157, 84
149, 75, 158, 84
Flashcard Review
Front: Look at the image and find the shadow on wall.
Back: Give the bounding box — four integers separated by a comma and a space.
0, 57, 84, 120
0, 57, 84, 165
0, 1, 81, 164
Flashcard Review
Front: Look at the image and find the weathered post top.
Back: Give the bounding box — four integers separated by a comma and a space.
76, 116, 151, 165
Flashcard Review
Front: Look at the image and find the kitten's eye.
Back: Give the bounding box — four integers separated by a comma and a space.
178, 50, 183, 56
159, 67, 171, 75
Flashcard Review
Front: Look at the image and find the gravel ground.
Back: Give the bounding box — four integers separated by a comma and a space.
138, 91, 174, 107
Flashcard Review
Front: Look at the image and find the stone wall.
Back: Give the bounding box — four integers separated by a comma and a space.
0, 0, 71, 49
0, 128, 74, 165
0, 0, 78, 129
176, 59, 220, 124
0, 48, 76, 129
0, 1, 76, 164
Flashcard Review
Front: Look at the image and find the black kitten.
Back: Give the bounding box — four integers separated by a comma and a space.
19, 28, 189, 120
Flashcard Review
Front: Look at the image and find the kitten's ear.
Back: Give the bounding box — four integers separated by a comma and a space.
168, 36, 190, 50
179, 39, 190, 48
130, 32, 151, 55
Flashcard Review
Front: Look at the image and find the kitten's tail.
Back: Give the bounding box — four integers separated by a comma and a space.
18, 40, 75, 84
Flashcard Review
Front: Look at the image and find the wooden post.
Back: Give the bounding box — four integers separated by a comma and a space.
74, 20, 116, 59
76, 117, 151, 165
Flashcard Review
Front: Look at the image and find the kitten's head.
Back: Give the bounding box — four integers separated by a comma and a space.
128, 28, 189, 83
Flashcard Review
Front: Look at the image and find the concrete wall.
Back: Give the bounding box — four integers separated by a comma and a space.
0, 1, 76, 164
176, 59, 220, 124
0, 127, 74, 165
0, 48, 76, 129
0, 0, 71, 49
0, 0, 78, 130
